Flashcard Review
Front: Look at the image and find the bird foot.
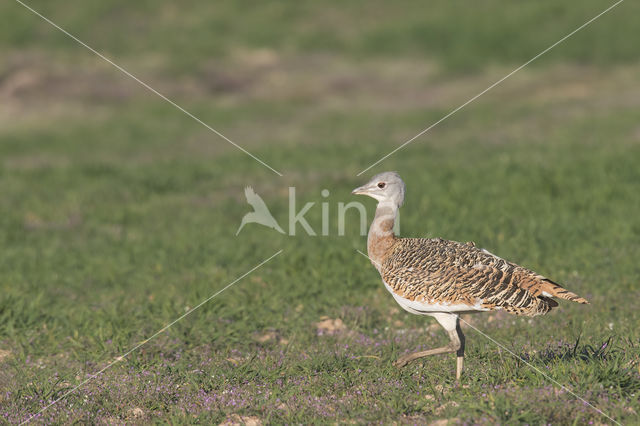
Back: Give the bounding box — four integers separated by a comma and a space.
393, 355, 413, 368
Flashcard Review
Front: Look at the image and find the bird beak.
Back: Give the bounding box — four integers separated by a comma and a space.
351, 184, 369, 195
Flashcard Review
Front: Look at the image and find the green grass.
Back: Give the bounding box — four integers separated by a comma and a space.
2, 0, 640, 74
1, 0, 640, 424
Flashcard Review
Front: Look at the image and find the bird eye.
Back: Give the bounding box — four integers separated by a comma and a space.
377, 182, 386, 189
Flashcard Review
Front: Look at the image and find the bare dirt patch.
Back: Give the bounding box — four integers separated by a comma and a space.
315, 316, 347, 335
0, 349, 11, 363
219, 414, 262, 426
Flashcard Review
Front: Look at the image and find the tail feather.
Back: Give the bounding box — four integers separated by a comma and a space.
539, 280, 589, 304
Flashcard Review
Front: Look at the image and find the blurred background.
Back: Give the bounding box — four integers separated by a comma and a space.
1, 0, 639, 423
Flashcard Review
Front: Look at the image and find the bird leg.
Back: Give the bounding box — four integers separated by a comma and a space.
393, 337, 458, 367
455, 320, 465, 381
394, 315, 466, 380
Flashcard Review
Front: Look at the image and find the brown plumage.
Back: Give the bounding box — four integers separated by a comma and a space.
352, 171, 588, 380
381, 237, 587, 316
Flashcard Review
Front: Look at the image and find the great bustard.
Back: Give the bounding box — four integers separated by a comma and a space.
352, 171, 588, 380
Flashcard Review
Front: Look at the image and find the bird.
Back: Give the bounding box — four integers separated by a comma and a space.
352, 171, 588, 380
236, 186, 285, 235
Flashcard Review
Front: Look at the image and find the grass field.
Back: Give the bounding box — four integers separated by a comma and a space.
1, 0, 640, 424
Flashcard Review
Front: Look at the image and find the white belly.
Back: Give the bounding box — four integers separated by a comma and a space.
382, 280, 489, 315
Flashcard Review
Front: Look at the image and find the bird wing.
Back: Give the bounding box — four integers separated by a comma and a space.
381, 238, 587, 316
244, 186, 270, 211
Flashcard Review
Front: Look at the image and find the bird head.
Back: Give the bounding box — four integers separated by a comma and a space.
352, 171, 406, 207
